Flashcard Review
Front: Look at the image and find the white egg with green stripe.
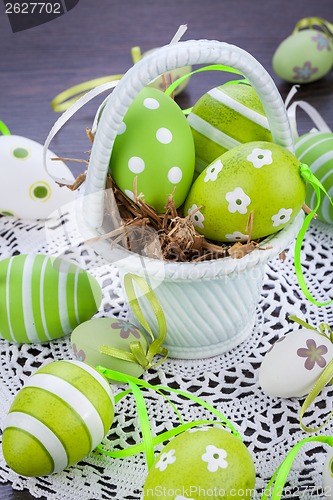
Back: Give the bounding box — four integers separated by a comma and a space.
294, 131, 333, 224
188, 82, 273, 175
2, 360, 114, 477
0, 254, 102, 343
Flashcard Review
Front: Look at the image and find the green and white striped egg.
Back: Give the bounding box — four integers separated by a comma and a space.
187, 82, 272, 175
294, 131, 333, 224
2, 360, 114, 477
0, 254, 102, 343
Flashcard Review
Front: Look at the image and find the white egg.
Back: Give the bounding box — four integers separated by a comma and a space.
323, 448, 333, 498
0, 135, 76, 220
259, 328, 333, 398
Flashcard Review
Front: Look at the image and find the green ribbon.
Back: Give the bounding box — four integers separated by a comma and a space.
165, 64, 249, 97
99, 273, 168, 372
293, 17, 333, 38
295, 164, 333, 307
300, 358, 333, 433
260, 435, 333, 500
97, 367, 333, 496
0, 121, 10, 135
96, 367, 241, 470
51, 74, 124, 112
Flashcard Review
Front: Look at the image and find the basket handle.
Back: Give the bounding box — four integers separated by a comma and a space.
83, 39, 293, 231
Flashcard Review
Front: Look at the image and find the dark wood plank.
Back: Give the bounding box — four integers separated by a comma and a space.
0, 0, 332, 498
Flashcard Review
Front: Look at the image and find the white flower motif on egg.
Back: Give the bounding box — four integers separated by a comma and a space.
225, 187, 251, 214
247, 148, 273, 168
201, 445, 228, 472
188, 204, 204, 229
155, 449, 176, 472
225, 231, 248, 242
204, 160, 223, 183
271, 208, 293, 227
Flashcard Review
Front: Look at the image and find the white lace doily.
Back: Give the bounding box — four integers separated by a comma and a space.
0, 214, 333, 500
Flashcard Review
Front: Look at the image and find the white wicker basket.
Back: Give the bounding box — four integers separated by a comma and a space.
80, 40, 303, 359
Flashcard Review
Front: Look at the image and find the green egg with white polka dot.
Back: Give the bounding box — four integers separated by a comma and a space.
109, 87, 195, 213
184, 141, 306, 242
2, 360, 114, 476
143, 426, 256, 499
187, 82, 272, 176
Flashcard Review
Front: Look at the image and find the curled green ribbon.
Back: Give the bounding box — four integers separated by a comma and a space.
96, 367, 241, 470
0, 121, 10, 135
300, 358, 333, 433
260, 435, 333, 500
293, 17, 333, 38
99, 273, 168, 372
51, 75, 123, 112
296, 164, 333, 307
97, 367, 333, 497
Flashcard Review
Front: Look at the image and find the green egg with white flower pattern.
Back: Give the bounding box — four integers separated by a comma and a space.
2, 360, 114, 477
109, 87, 195, 213
184, 141, 306, 242
188, 82, 272, 175
143, 426, 256, 499
71, 317, 149, 379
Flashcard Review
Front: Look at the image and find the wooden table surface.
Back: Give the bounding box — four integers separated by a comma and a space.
0, 0, 332, 498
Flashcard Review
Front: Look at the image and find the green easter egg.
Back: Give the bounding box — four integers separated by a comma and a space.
295, 131, 333, 224
109, 87, 195, 213
71, 317, 149, 379
0, 254, 102, 343
184, 141, 306, 242
188, 82, 272, 175
2, 360, 114, 476
272, 29, 333, 83
143, 427, 256, 499
143, 48, 192, 95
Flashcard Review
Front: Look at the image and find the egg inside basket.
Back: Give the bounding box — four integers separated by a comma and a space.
77, 40, 305, 359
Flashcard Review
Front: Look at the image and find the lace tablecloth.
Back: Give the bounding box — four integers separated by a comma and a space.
0, 214, 332, 500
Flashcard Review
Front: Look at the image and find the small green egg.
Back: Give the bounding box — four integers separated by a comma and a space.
272, 29, 333, 83
71, 317, 149, 379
